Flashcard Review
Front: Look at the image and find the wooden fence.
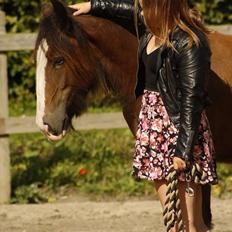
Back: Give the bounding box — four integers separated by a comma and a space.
0, 9, 232, 203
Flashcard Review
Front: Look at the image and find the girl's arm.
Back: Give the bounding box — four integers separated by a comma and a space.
70, 0, 145, 37
174, 34, 212, 164
90, 0, 134, 19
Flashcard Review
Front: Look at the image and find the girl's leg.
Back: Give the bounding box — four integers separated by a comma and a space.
154, 180, 178, 232
178, 182, 209, 232
154, 180, 167, 208
194, 185, 210, 232
178, 182, 198, 232
154, 181, 209, 232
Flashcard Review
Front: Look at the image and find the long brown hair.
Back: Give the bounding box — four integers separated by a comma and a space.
135, 0, 210, 48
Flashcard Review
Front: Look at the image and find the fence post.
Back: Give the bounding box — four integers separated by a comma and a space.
0, 10, 11, 204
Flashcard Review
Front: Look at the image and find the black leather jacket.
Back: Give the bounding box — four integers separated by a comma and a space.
90, 0, 212, 163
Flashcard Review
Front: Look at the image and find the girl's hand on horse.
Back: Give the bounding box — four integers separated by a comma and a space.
173, 157, 186, 171
69, 2, 91, 16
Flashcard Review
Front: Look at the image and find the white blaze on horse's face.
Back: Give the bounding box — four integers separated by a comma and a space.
36, 39, 49, 131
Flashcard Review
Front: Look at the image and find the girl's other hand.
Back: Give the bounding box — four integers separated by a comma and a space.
69, 2, 91, 16
173, 156, 186, 171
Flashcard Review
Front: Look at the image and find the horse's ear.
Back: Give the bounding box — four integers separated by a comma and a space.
50, 0, 73, 34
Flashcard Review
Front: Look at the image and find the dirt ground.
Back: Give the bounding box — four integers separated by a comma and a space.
0, 197, 231, 232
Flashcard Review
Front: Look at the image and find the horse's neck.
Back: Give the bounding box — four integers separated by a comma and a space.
76, 16, 138, 102
209, 32, 232, 85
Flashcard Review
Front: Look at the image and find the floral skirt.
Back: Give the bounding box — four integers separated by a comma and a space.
132, 89, 218, 184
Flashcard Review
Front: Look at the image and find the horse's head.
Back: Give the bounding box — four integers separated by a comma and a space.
35, 0, 101, 141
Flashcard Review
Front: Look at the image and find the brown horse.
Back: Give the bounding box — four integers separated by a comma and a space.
35, 0, 232, 228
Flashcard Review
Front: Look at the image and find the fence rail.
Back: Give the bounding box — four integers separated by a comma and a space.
0, 33, 37, 51
0, 9, 232, 203
0, 113, 127, 135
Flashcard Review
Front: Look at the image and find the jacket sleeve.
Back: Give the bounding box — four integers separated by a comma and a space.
90, 0, 145, 37
174, 38, 211, 163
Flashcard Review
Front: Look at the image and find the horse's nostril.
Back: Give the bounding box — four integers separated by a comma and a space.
44, 123, 59, 136
51, 130, 59, 136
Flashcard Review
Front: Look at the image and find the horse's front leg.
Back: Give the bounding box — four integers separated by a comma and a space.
121, 97, 142, 137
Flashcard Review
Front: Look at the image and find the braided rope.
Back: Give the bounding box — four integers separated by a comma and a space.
163, 163, 207, 232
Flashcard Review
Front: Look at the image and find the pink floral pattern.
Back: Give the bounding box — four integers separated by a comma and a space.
132, 89, 218, 184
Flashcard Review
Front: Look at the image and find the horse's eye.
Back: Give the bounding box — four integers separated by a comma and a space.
53, 57, 64, 68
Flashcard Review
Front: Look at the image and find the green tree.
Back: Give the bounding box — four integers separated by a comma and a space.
196, 0, 232, 24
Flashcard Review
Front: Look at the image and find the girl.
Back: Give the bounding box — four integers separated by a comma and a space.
70, 1, 218, 231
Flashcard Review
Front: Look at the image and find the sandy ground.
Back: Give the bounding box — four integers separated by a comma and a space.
0, 198, 231, 232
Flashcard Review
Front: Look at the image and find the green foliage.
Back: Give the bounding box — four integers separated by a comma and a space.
11, 183, 51, 204
196, 0, 232, 24
212, 163, 232, 198
10, 129, 155, 203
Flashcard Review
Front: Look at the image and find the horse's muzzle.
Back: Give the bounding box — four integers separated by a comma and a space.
42, 115, 70, 141
43, 124, 67, 141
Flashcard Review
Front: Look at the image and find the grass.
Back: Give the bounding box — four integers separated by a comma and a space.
9, 128, 232, 203
10, 129, 155, 203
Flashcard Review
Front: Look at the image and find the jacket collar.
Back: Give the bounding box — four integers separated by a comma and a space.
138, 27, 184, 67
138, 31, 167, 72
138, 31, 171, 56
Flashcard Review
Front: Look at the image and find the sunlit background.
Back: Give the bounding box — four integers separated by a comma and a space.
0, 0, 231, 204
